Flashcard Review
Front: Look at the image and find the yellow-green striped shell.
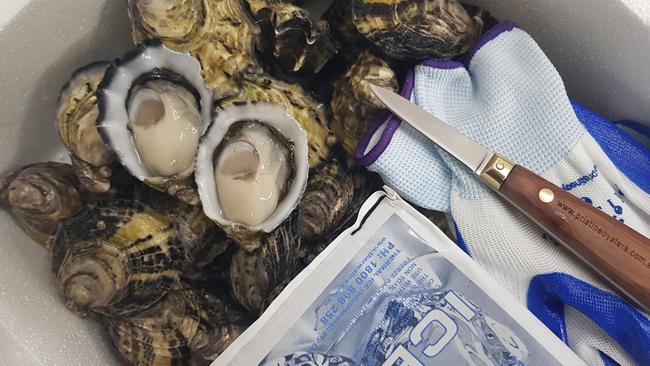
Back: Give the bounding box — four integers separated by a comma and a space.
351, 0, 484, 60
52, 200, 185, 317
107, 286, 250, 366
330, 51, 397, 158
229, 212, 300, 314
128, 0, 261, 99
246, 0, 339, 75
0, 163, 83, 248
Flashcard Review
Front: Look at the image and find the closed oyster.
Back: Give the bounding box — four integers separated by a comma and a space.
128, 0, 261, 99
0, 163, 82, 248
107, 286, 250, 366
298, 159, 356, 241
220, 74, 331, 168
229, 212, 300, 314
247, 0, 339, 75
351, 0, 484, 60
324, 0, 369, 64
97, 41, 213, 205
57, 62, 117, 193
331, 51, 398, 158
52, 200, 207, 317
301, 170, 381, 265
196, 103, 308, 251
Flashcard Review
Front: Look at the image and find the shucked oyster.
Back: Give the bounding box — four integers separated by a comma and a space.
229, 211, 300, 314
331, 51, 398, 159
247, 0, 339, 75
0, 163, 82, 248
196, 103, 308, 251
52, 199, 220, 317
107, 286, 250, 366
351, 0, 484, 60
57, 62, 117, 193
97, 41, 213, 205
220, 74, 331, 168
128, 0, 261, 99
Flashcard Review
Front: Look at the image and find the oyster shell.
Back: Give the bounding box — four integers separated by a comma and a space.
57, 62, 117, 193
128, 0, 261, 99
247, 0, 339, 75
0, 163, 82, 248
52, 199, 215, 317
324, 0, 369, 64
220, 74, 331, 168
298, 159, 354, 241
196, 103, 308, 251
97, 40, 213, 205
301, 169, 381, 265
330, 51, 398, 158
351, 0, 484, 60
107, 286, 250, 366
229, 212, 300, 314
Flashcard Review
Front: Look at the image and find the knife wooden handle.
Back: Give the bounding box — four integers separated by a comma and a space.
486, 159, 650, 311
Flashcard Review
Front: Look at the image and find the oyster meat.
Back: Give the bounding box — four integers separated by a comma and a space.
330, 51, 398, 159
351, 0, 484, 60
97, 41, 213, 205
107, 286, 250, 366
0, 163, 83, 248
52, 200, 197, 317
220, 74, 331, 168
57, 62, 116, 193
247, 0, 339, 75
196, 103, 308, 251
229, 211, 300, 314
128, 0, 261, 99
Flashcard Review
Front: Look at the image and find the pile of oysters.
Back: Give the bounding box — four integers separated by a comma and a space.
0, 0, 490, 365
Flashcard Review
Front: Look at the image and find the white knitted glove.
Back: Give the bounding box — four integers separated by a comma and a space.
356, 22, 650, 366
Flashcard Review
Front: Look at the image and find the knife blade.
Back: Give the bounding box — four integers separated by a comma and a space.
370, 85, 650, 311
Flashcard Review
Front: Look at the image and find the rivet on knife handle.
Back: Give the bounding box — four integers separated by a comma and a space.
479, 154, 514, 190
492, 163, 650, 311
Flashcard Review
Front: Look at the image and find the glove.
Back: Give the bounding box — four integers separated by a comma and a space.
355, 22, 650, 366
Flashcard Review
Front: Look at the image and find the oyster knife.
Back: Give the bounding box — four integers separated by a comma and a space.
370, 85, 650, 311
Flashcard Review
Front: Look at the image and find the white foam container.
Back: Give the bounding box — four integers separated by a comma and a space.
0, 1, 648, 365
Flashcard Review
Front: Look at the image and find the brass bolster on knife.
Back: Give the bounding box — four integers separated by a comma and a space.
479, 154, 514, 190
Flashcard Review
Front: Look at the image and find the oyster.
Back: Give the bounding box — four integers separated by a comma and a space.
0, 163, 82, 248
57, 61, 117, 193
128, 0, 261, 99
351, 0, 484, 60
229, 212, 300, 314
324, 0, 369, 64
52, 200, 213, 317
298, 159, 356, 241
97, 41, 213, 205
107, 286, 250, 366
196, 103, 308, 251
220, 74, 331, 168
247, 0, 339, 75
301, 170, 381, 265
330, 51, 398, 158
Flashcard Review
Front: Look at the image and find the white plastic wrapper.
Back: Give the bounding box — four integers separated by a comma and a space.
216, 188, 586, 366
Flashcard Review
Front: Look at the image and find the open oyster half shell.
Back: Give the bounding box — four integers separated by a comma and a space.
196, 103, 308, 251
97, 40, 213, 205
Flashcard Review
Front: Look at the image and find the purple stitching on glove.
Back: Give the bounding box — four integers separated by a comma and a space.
355, 69, 415, 166
459, 21, 517, 67
354, 21, 518, 166
419, 59, 465, 69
